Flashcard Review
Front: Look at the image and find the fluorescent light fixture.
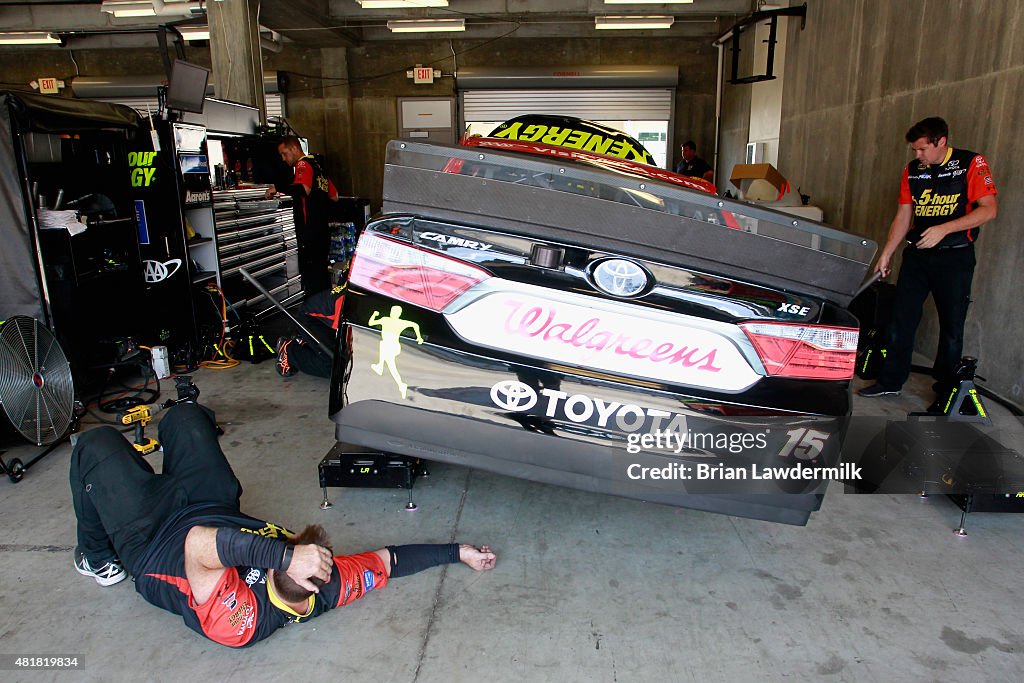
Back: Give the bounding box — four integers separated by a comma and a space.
0, 32, 61, 45
604, 0, 692, 4
387, 18, 465, 33
178, 26, 210, 41
595, 15, 675, 30
103, 4, 156, 17
100, 1, 199, 18
357, 1, 449, 8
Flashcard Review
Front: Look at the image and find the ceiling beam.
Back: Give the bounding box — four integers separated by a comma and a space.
259, 0, 360, 47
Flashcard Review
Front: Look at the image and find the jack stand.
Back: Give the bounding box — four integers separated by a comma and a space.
939, 358, 989, 536
405, 465, 429, 511
320, 487, 333, 510
935, 357, 991, 425
954, 495, 973, 536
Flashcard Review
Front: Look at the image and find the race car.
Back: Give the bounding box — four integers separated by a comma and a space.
329, 117, 876, 525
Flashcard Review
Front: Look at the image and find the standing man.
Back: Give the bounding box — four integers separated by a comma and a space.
266, 136, 339, 296
674, 140, 714, 182
70, 401, 496, 647
859, 117, 997, 404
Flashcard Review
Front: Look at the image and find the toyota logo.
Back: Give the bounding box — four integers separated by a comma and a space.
592, 259, 649, 297
490, 381, 538, 411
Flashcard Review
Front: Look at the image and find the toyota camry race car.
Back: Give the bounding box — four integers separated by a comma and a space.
329, 117, 876, 525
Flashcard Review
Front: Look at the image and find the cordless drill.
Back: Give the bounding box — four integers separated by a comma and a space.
117, 377, 205, 455
117, 404, 159, 455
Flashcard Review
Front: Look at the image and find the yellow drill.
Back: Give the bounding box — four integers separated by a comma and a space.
117, 405, 160, 455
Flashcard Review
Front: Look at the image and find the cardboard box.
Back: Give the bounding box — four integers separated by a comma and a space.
730, 163, 789, 201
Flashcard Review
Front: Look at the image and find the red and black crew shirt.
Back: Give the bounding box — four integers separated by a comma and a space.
292, 154, 339, 226
133, 502, 388, 648
899, 147, 997, 247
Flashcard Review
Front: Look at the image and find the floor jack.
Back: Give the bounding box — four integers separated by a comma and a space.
905, 357, 1024, 535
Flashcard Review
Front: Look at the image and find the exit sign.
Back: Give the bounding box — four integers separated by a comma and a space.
38, 77, 59, 94
413, 67, 434, 84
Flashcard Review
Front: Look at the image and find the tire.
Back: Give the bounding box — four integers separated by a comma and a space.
7, 458, 25, 483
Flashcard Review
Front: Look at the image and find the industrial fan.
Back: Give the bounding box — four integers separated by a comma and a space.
0, 316, 75, 482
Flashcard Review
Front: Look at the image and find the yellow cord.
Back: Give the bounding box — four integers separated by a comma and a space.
201, 338, 240, 370
195, 286, 241, 370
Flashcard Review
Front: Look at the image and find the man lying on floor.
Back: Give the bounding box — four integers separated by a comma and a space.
71, 401, 496, 647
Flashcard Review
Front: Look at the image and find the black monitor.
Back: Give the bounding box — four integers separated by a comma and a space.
166, 60, 210, 114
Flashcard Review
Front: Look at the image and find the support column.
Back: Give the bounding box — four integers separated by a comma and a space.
208, 0, 266, 123
321, 47, 354, 196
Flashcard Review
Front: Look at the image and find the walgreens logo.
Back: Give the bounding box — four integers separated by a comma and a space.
447, 289, 760, 392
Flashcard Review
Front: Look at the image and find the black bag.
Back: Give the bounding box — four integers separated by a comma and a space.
855, 329, 887, 379
232, 315, 275, 364
849, 283, 896, 379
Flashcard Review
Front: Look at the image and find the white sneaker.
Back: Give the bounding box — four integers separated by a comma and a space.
74, 548, 127, 586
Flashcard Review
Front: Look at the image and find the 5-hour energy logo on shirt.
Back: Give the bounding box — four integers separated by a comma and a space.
914, 188, 962, 217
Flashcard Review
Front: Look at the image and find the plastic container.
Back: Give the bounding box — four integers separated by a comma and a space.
151, 345, 171, 379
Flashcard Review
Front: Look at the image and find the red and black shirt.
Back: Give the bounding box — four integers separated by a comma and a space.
301, 283, 346, 330
133, 503, 388, 648
291, 154, 338, 230
899, 147, 997, 247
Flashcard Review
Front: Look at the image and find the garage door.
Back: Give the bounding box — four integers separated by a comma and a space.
99, 92, 284, 119
462, 88, 673, 167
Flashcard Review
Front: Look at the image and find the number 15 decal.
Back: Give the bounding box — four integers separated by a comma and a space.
779, 428, 829, 460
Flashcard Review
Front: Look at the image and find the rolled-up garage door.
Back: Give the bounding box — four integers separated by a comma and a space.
461, 86, 674, 168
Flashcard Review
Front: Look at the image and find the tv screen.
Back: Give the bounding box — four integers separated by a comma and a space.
167, 60, 210, 114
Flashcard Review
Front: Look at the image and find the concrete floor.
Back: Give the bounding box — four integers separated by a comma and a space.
1, 357, 1022, 682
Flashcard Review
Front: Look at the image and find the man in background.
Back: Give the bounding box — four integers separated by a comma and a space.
674, 140, 714, 182
266, 136, 339, 296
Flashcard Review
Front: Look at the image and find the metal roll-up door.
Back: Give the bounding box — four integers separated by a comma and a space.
457, 66, 678, 167
264, 92, 284, 119
93, 92, 283, 119
72, 73, 283, 119
462, 88, 674, 168
462, 88, 673, 122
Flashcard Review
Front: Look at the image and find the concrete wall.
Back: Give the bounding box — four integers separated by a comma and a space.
717, 27, 753, 193
0, 46, 178, 86
772, 0, 1024, 405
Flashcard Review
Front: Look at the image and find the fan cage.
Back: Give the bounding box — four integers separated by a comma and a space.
0, 316, 75, 446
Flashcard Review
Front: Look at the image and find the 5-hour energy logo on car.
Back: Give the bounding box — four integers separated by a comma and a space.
491, 121, 653, 164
